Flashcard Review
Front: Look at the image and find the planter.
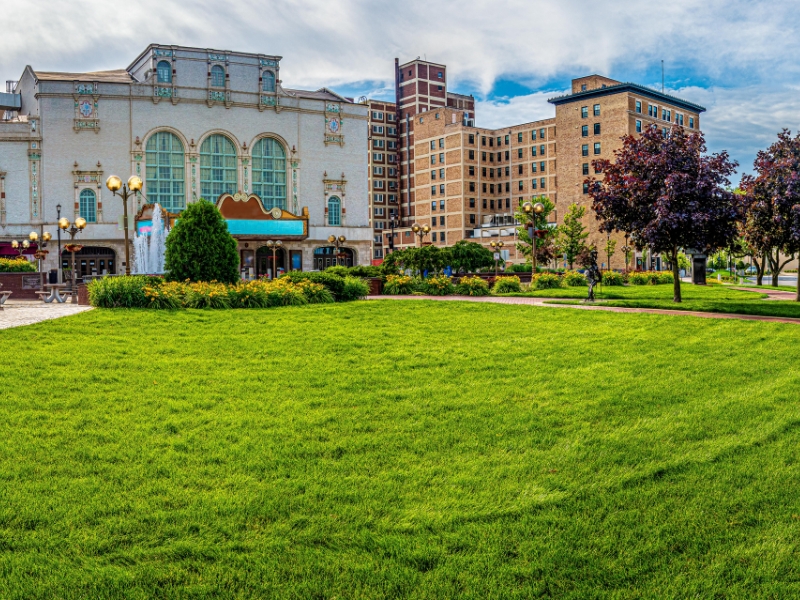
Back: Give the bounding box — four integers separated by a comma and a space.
0, 272, 45, 300
366, 277, 383, 296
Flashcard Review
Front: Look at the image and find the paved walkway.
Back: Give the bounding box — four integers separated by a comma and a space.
0, 300, 92, 330
369, 295, 800, 325
731, 287, 797, 301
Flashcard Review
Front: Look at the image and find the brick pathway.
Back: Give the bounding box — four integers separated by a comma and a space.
369, 295, 800, 325
0, 300, 92, 330
731, 287, 797, 301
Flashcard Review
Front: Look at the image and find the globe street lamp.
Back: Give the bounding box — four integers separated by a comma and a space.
265, 239, 283, 278
59, 216, 87, 293
411, 223, 430, 245
106, 175, 143, 276
28, 230, 52, 272
328, 234, 347, 266
522, 201, 545, 275
10, 239, 30, 256
489, 240, 504, 279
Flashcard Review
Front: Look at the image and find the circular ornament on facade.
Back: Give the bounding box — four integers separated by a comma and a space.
79, 100, 93, 117
270, 207, 283, 219
328, 117, 340, 133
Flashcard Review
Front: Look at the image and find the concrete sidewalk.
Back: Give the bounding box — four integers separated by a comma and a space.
0, 300, 92, 330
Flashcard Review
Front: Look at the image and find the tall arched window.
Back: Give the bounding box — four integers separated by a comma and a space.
327, 196, 341, 226
79, 188, 97, 223
200, 134, 237, 199
156, 61, 172, 84
211, 65, 225, 88
262, 71, 276, 93
146, 131, 186, 212
251, 138, 286, 210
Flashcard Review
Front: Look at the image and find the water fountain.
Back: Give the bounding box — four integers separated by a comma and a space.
132, 203, 168, 274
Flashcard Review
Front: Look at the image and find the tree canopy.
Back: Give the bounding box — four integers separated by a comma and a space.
588, 126, 739, 302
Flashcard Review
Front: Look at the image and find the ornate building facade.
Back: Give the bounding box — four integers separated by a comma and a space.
0, 44, 371, 277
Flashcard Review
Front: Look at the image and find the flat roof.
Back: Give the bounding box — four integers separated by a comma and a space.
548, 82, 706, 113
33, 69, 133, 83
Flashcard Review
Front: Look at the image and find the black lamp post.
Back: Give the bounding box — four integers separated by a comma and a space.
411, 223, 430, 245
106, 175, 143, 276
522, 201, 545, 274
58, 216, 87, 292
489, 240, 504, 278
265, 239, 283, 278
328, 234, 347, 266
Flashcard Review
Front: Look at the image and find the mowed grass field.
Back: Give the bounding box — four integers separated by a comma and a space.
2, 301, 800, 598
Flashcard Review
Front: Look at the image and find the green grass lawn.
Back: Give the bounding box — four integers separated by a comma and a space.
3, 302, 800, 598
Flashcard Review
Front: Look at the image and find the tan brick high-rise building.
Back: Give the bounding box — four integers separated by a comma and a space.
376, 71, 705, 270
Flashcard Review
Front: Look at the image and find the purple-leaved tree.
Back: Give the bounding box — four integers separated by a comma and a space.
588, 126, 740, 303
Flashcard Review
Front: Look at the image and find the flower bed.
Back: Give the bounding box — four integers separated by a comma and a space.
0, 257, 36, 273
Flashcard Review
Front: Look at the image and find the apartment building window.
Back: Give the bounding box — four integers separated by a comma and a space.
431, 155, 436, 165
439, 215, 445, 226
531, 146, 537, 157
517, 148, 523, 158
540, 161, 546, 172
581, 106, 589, 118
594, 142, 601, 155
689, 117, 695, 129
372, 125, 384, 134
373, 166, 384, 175
540, 178, 546, 189
518, 165, 523, 175
581, 84, 587, 91
489, 138, 494, 147
490, 199, 495, 209
496, 136, 501, 145
388, 167, 397, 176
504, 151, 509, 160
431, 217, 436, 227
489, 154, 494, 163
582, 125, 589, 137
676, 114, 684, 126
373, 153, 384, 161
431, 201, 437, 211
388, 154, 397, 163
469, 166, 475, 176
387, 141, 397, 150
373, 193, 385, 202
374, 207, 385, 216
540, 145, 545, 155
518, 180, 524, 191
517, 132, 523, 143
373, 139, 385, 148
539, 128, 545, 139
439, 168, 444, 179
431, 185, 436, 195
469, 182, 475, 192
469, 214, 476, 224
468, 150, 475, 159
483, 199, 487, 208
505, 166, 510, 176
388, 194, 397, 202
594, 123, 601, 135
593, 104, 600, 116
531, 179, 537, 189
439, 184, 445, 195
649, 104, 657, 117
594, 163, 603, 174
583, 182, 589, 194
490, 184, 495, 194
469, 134, 475, 144
531, 163, 537, 173
435, 112, 440, 118
582, 144, 589, 157
635, 120, 642, 133
439, 153, 444, 163
662, 127, 669, 137
431, 170, 437, 180
481, 136, 487, 146
505, 182, 510, 192
439, 138, 445, 148
482, 183, 487, 193
430, 140, 436, 150
504, 135, 510, 145
387, 127, 396, 135
432, 232, 437, 241
374, 248, 384, 259
440, 199, 444, 210
372, 111, 384, 120
582, 163, 589, 176
387, 113, 395, 122
531, 130, 537, 140
373, 180, 385, 189
469, 198, 475, 208
635, 100, 642, 113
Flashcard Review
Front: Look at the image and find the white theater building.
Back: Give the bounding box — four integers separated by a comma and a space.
0, 44, 370, 278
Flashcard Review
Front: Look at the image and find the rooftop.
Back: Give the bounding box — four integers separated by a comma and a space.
548, 82, 706, 113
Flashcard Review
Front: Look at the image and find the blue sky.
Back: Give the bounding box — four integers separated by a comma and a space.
3, 0, 799, 178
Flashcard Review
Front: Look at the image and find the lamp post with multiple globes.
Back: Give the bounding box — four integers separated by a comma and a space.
328, 235, 347, 266
489, 240, 504, 279
522, 201, 545, 275
105, 175, 143, 276
10, 239, 29, 256
58, 216, 87, 292
411, 223, 430, 246
265, 240, 283, 278
27, 231, 52, 272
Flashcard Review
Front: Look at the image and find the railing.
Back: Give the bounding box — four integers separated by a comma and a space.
6, 81, 17, 93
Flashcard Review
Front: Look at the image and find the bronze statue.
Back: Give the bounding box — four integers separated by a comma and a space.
585, 249, 602, 301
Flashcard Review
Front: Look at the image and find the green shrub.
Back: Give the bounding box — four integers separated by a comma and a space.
492, 275, 523, 293
340, 276, 371, 301
296, 280, 335, 304
456, 275, 490, 296
531, 273, 564, 290
657, 271, 674, 284
284, 271, 347, 300
508, 263, 533, 273
602, 271, 625, 286
88, 276, 158, 308
183, 281, 231, 309
348, 265, 382, 278
0, 257, 37, 273
228, 282, 270, 308
324, 265, 350, 277
563, 271, 587, 286
423, 274, 454, 296
628, 271, 671, 285
383, 274, 415, 295
165, 199, 239, 283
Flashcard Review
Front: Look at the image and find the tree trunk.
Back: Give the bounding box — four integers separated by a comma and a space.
671, 247, 682, 303
797, 263, 800, 301
755, 255, 765, 286
770, 250, 780, 287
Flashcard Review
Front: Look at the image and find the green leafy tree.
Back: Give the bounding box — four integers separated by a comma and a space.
555, 203, 589, 270
603, 237, 617, 270
515, 196, 556, 268
165, 199, 239, 283
448, 240, 495, 273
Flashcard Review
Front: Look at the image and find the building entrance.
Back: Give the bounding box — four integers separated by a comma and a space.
256, 246, 286, 278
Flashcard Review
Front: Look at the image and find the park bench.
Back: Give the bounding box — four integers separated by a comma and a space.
0, 290, 11, 310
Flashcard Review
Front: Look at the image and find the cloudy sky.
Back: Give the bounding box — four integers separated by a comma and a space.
4, 0, 799, 176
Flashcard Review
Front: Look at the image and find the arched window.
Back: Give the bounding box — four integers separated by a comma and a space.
251, 138, 286, 210
200, 134, 237, 200
146, 131, 186, 212
79, 188, 97, 223
156, 61, 172, 84
211, 65, 225, 88
327, 196, 341, 226
262, 71, 276, 93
